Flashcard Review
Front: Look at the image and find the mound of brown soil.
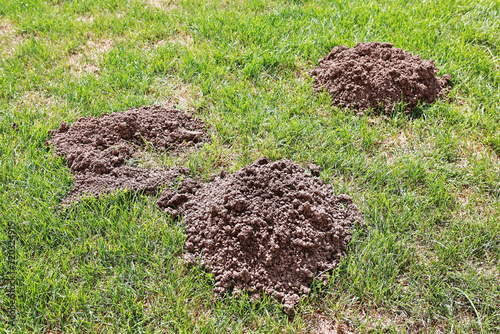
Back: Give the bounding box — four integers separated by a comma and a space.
157, 157, 363, 313
310, 42, 451, 114
48, 106, 208, 202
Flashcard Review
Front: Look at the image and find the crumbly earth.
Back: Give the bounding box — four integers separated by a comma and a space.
157, 177, 202, 218
310, 42, 451, 114
157, 157, 363, 313
48, 105, 207, 202
65, 166, 190, 203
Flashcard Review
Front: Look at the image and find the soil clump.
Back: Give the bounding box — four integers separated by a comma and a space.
157, 157, 363, 313
48, 105, 208, 203
310, 42, 451, 114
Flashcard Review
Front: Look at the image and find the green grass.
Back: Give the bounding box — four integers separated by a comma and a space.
0, 0, 499, 332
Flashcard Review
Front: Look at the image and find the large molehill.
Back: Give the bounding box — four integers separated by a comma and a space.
48, 105, 208, 203
310, 42, 451, 114
157, 157, 363, 312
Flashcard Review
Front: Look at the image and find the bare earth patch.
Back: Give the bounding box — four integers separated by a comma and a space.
75, 15, 94, 24
167, 33, 193, 46
144, 0, 177, 10
455, 186, 498, 228
151, 33, 194, 50
457, 137, 499, 166
381, 127, 500, 170
454, 137, 500, 224
0, 19, 24, 57
348, 306, 451, 333
0, 19, 15, 37
15, 91, 70, 123
309, 313, 351, 334
474, 263, 500, 281
149, 77, 203, 110
379, 129, 423, 165
19, 91, 58, 108
67, 39, 113, 77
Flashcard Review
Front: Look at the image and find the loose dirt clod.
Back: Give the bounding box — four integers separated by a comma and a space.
310, 42, 451, 114
48, 106, 208, 203
158, 157, 363, 313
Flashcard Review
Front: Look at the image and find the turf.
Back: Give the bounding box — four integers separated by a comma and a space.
0, 0, 499, 332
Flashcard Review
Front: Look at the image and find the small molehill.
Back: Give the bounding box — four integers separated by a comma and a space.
310, 42, 451, 114
48, 105, 208, 203
157, 157, 363, 313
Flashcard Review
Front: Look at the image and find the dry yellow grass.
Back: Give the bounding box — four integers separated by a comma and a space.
67, 38, 113, 77
144, 0, 178, 10
0, 19, 23, 57
75, 15, 94, 24
149, 77, 203, 110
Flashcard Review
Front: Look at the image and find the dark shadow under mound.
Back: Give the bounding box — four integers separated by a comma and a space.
47, 105, 208, 203
157, 157, 364, 313
310, 42, 451, 114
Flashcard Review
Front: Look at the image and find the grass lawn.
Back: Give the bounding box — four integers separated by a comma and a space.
0, 0, 499, 332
